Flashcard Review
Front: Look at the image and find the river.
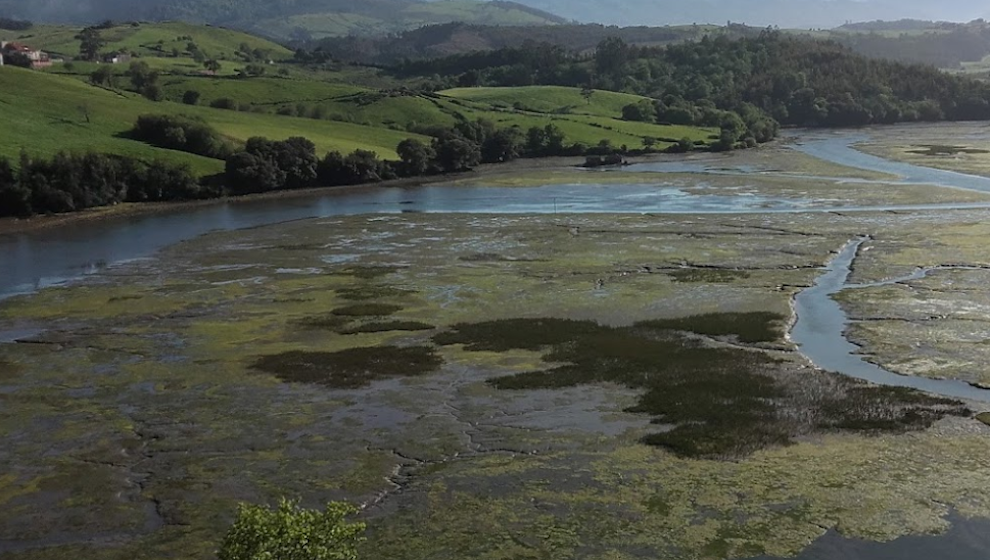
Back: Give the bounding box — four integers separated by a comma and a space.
6, 129, 990, 301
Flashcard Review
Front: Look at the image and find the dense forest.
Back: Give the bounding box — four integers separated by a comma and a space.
307, 22, 751, 65
390, 31, 990, 127
310, 20, 990, 70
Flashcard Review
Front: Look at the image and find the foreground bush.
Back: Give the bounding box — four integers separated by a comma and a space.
218, 499, 365, 560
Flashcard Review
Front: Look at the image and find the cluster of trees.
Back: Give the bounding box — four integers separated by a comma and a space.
622, 98, 778, 149
224, 116, 696, 196
0, 17, 31, 30
130, 114, 234, 159
0, 152, 209, 217
393, 31, 990, 128
90, 61, 165, 101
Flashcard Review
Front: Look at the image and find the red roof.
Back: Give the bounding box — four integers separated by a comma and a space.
3, 42, 34, 53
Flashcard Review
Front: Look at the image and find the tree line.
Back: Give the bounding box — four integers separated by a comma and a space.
0, 152, 211, 217
1, 110, 721, 219
391, 31, 990, 128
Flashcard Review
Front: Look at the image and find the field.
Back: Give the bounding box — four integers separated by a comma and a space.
0, 50, 717, 175
261, 0, 564, 39
0, 21, 720, 176
0, 67, 427, 173
0, 22, 293, 61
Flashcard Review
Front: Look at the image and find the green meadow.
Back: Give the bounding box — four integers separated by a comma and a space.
0, 21, 293, 60
0, 22, 716, 177
0, 67, 425, 173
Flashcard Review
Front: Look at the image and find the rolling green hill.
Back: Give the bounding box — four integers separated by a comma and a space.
0, 21, 293, 60
150, 76, 716, 148
0, 67, 428, 174
0, 0, 565, 41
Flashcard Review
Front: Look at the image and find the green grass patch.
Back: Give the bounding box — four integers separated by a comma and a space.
434, 316, 968, 459
668, 269, 752, 284
907, 144, 990, 156
637, 312, 785, 344
0, 67, 422, 171
250, 346, 443, 389
433, 318, 608, 351
293, 314, 352, 330
978, 412, 990, 426
1, 22, 292, 60
335, 286, 416, 301
337, 322, 435, 335
331, 304, 404, 317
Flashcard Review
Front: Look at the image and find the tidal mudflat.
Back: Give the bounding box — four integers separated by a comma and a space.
3, 200, 990, 559
852, 121, 990, 179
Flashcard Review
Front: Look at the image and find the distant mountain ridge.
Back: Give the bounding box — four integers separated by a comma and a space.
504, 0, 988, 29
0, 0, 566, 39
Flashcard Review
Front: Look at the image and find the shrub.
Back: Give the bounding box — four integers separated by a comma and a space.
210, 97, 239, 110
131, 114, 233, 159
182, 90, 201, 105
218, 499, 365, 560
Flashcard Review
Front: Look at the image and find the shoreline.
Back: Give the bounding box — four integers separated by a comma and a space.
0, 155, 602, 237
0, 152, 702, 237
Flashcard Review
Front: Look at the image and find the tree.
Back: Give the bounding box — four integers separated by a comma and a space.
581, 86, 595, 105
226, 152, 283, 194
89, 66, 116, 88
622, 100, 657, 123
594, 36, 629, 77
642, 137, 658, 150
204, 59, 222, 75
76, 28, 105, 61
240, 64, 267, 78
127, 61, 158, 91
218, 499, 365, 560
182, 90, 201, 105
396, 138, 435, 176
432, 134, 481, 173
481, 128, 523, 163
0, 157, 30, 217
2, 52, 32, 68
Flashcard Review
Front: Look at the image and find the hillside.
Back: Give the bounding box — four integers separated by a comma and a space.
506, 0, 987, 29
393, 31, 990, 127
0, 0, 566, 41
0, 21, 293, 61
0, 67, 429, 174
821, 20, 990, 70
312, 21, 731, 65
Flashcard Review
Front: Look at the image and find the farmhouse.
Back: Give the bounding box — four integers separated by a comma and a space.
103, 52, 131, 64
0, 41, 52, 69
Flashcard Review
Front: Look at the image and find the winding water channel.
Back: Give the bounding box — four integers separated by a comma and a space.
790, 237, 990, 402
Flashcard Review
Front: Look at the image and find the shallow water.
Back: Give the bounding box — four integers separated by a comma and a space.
752, 513, 990, 560
790, 238, 990, 402
790, 130, 990, 191
1, 179, 961, 301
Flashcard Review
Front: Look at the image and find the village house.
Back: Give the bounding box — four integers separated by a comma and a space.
102, 52, 131, 64
0, 41, 53, 69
